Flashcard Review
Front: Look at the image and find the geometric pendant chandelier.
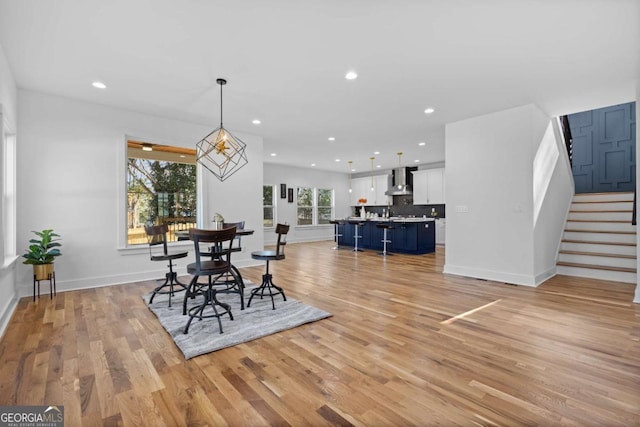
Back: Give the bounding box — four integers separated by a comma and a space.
196, 78, 249, 182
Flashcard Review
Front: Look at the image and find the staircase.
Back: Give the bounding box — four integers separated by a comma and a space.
556, 192, 637, 283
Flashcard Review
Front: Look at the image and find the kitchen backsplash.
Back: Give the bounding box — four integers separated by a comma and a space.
355, 202, 445, 219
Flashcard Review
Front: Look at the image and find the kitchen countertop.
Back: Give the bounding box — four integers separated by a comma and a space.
345, 217, 436, 223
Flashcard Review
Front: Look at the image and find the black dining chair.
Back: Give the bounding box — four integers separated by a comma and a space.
200, 221, 247, 310
183, 227, 239, 334
248, 223, 290, 310
144, 224, 189, 307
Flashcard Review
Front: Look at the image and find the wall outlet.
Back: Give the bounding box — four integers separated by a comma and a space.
455, 205, 469, 213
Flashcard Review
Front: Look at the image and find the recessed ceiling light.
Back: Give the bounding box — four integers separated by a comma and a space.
345, 71, 358, 80
414, 159, 420, 163
376, 165, 381, 168
424, 107, 435, 114
252, 119, 261, 125
179, 154, 186, 158
335, 159, 341, 162
373, 151, 380, 155
92, 81, 107, 89
311, 163, 316, 167
270, 153, 277, 157
418, 142, 426, 146
328, 137, 335, 141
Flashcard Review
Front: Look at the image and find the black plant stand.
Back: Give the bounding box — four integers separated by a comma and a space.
33, 271, 56, 301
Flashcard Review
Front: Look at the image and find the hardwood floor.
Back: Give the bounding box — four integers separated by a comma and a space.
1, 243, 639, 426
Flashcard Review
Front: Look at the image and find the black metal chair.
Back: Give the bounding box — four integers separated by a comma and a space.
201, 221, 247, 310
182, 227, 239, 334
144, 224, 189, 307
249, 223, 290, 310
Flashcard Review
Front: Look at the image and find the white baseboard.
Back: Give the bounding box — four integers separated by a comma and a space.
0, 295, 18, 339
17, 258, 265, 299
534, 266, 557, 286
443, 264, 539, 287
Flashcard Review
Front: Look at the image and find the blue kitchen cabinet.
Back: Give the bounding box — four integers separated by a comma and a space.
338, 220, 435, 254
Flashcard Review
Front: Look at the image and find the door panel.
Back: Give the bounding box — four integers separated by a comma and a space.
568, 102, 635, 193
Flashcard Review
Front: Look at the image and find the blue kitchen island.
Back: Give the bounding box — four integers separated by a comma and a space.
337, 218, 436, 254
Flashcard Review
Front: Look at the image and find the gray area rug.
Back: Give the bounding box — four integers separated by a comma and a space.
143, 281, 332, 359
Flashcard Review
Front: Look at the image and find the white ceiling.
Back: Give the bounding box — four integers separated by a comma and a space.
0, 0, 637, 174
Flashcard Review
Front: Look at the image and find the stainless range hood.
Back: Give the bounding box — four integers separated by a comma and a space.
385, 167, 413, 196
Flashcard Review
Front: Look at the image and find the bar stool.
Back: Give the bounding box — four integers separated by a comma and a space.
144, 224, 189, 307
376, 222, 394, 256
183, 227, 239, 334
329, 219, 345, 249
249, 223, 290, 310
348, 219, 366, 252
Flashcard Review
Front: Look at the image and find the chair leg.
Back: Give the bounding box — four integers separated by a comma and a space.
149, 261, 187, 307
184, 286, 233, 334
247, 261, 286, 310
352, 224, 363, 252
183, 276, 199, 315
379, 228, 393, 256
332, 224, 343, 250
230, 265, 245, 310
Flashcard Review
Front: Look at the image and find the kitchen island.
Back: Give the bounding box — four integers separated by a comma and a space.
337, 218, 435, 254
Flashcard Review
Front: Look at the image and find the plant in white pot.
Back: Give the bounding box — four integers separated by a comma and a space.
22, 229, 62, 280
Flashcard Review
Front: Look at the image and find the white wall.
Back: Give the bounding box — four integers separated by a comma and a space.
533, 118, 575, 283
0, 43, 16, 129
444, 104, 572, 286
0, 41, 18, 337
263, 163, 350, 245
17, 90, 264, 297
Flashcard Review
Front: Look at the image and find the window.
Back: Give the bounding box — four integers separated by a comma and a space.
2, 123, 16, 262
297, 187, 313, 225
263, 185, 275, 227
317, 188, 333, 225
296, 187, 334, 226
126, 141, 197, 245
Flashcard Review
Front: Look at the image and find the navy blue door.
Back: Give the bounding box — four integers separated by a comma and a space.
568, 102, 636, 193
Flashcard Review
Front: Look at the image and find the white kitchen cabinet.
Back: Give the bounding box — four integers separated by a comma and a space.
412, 168, 445, 204
412, 170, 428, 204
349, 177, 370, 205
350, 175, 390, 206
374, 174, 391, 206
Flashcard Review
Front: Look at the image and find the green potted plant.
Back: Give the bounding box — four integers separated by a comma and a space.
22, 229, 62, 280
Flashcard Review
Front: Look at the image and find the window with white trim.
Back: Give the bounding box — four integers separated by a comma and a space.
296, 187, 334, 226
2, 122, 16, 262
263, 185, 275, 227
126, 140, 197, 245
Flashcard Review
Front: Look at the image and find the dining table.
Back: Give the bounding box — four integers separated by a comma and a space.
175, 227, 255, 241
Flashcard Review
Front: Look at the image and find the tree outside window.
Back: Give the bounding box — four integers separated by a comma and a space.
297, 187, 313, 225
317, 188, 333, 224
127, 142, 197, 245
296, 187, 334, 226
263, 185, 275, 227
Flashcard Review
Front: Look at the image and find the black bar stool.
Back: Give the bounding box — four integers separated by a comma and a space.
329, 219, 345, 250
348, 219, 366, 252
144, 224, 189, 307
376, 222, 394, 256
249, 224, 290, 310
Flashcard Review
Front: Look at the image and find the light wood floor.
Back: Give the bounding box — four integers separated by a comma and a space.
1, 243, 639, 426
